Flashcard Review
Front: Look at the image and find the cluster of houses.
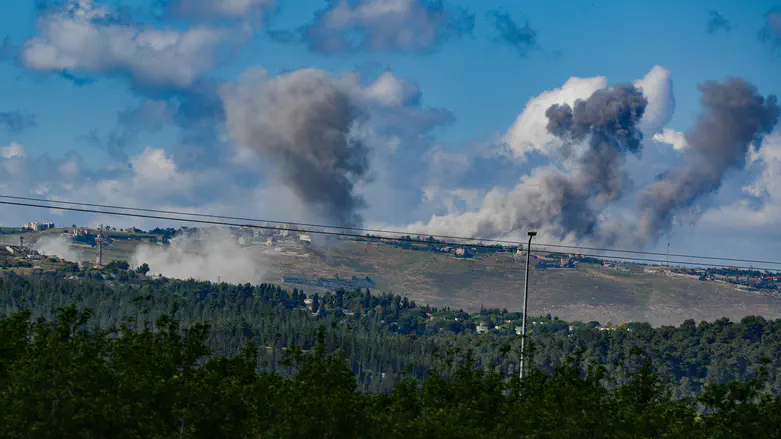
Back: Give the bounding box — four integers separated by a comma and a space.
644, 267, 781, 292
22, 222, 54, 231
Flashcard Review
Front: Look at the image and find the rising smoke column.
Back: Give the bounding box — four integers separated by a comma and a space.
405, 84, 647, 243
637, 78, 780, 242
545, 84, 647, 202
220, 68, 370, 227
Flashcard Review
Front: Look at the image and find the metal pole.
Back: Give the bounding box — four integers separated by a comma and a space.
520, 231, 536, 379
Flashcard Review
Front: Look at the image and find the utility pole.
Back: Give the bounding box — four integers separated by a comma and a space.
95, 225, 104, 268
520, 231, 537, 380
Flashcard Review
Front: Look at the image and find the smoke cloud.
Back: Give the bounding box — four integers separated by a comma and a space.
221, 68, 370, 227
131, 228, 269, 284
407, 84, 647, 243
34, 235, 81, 262
637, 78, 780, 242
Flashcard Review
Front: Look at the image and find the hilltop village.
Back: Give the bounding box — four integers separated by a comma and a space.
2, 223, 780, 299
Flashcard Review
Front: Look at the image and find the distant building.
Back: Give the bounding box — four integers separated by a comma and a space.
455, 248, 465, 256
23, 222, 54, 231
299, 234, 312, 245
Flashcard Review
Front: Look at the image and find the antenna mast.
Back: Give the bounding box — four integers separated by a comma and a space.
666, 242, 670, 266
95, 225, 104, 268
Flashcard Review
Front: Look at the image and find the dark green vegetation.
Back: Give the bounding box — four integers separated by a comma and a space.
2, 303, 781, 437
2, 273, 781, 399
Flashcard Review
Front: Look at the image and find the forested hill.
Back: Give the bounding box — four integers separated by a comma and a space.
3, 305, 781, 437
1, 271, 780, 397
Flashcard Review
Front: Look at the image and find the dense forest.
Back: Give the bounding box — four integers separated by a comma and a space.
1, 271, 780, 397
1, 305, 781, 438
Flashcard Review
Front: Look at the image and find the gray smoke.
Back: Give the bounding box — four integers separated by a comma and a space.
538, 84, 647, 239
638, 78, 780, 242
404, 84, 648, 244
221, 69, 370, 227
546, 84, 647, 202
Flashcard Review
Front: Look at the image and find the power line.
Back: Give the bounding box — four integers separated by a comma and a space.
1, 199, 779, 272
2, 194, 780, 267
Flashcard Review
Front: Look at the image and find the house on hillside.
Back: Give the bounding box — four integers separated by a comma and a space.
22, 222, 54, 231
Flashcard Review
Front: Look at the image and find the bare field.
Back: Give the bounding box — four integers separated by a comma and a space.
259, 241, 781, 326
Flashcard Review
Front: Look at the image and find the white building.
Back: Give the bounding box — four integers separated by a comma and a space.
23, 222, 55, 231
299, 234, 312, 245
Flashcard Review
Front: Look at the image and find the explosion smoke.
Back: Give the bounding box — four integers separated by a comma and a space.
637, 78, 780, 242
407, 84, 647, 243
221, 68, 370, 227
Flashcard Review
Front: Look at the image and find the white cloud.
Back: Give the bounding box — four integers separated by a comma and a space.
503, 76, 608, 159
129, 146, 194, 195
164, 0, 276, 20
503, 65, 675, 160
21, 0, 232, 89
652, 128, 687, 151
0, 141, 26, 159
364, 71, 420, 107
633, 65, 675, 137
302, 0, 472, 54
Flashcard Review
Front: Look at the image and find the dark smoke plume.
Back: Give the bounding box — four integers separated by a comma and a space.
546, 84, 647, 203
531, 84, 647, 240
220, 68, 369, 227
406, 83, 648, 244
638, 78, 780, 241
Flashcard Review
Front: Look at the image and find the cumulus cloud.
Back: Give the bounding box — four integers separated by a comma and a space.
1, 142, 27, 159
21, 0, 236, 90
706, 10, 732, 34
503, 76, 608, 159
503, 65, 673, 160
487, 10, 538, 56
364, 71, 421, 107
290, 0, 474, 54
0, 111, 38, 134
653, 129, 687, 151
633, 66, 675, 137
160, 0, 276, 21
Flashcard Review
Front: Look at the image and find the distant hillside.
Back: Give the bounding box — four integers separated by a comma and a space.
3, 227, 781, 326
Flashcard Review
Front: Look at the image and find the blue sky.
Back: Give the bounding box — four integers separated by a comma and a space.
1, 0, 781, 261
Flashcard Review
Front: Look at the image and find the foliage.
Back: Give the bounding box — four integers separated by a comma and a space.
1, 307, 781, 437
1, 274, 781, 397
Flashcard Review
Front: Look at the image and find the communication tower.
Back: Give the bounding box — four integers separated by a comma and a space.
95, 225, 104, 268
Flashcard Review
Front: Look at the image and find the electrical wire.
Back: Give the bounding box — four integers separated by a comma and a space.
1, 199, 779, 272
2, 194, 779, 267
